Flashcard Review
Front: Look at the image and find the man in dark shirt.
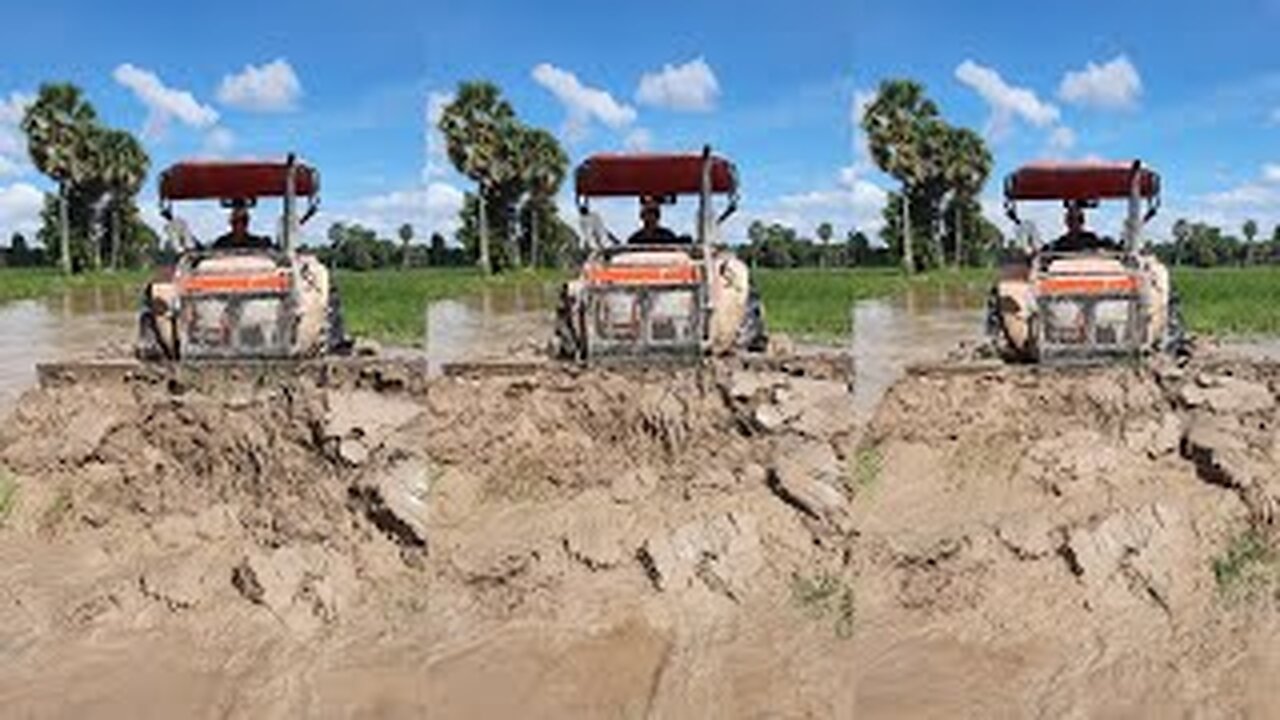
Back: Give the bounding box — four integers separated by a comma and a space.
212, 206, 273, 250
1050, 203, 1109, 252
627, 196, 679, 244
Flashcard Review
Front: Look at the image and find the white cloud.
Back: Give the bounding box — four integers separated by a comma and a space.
1058, 55, 1142, 110
346, 181, 466, 238
0, 156, 23, 178
216, 59, 302, 112
423, 90, 453, 181
0, 182, 44, 238
1046, 125, 1077, 154
532, 63, 636, 141
0, 92, 33, 176
113, 63, 219, 139
1263, 163, 1280, 183
764, 166, 888, 235
201, 127, 236, 156
849, 88, 876, 169
954, 60, 1059, 138
635, 57, 720, 112
623, 127, 653, 151
1203, 184, 1280, 207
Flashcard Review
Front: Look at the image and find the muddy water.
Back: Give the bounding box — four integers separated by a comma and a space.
0, 288, 136, 414
850, 284, 985, 416
0, 282, 987, 418
424, 283, 558, 371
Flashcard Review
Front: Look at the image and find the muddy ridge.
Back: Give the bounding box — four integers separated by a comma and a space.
0, 355, 1277, 717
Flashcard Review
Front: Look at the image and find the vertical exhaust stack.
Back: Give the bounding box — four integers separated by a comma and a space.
1124, 159, 1143, 253
283, 153, 298, 257
699, 145, 716, 351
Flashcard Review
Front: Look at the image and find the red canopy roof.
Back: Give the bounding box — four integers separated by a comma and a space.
1005, 162, 1159, 201
159, 161, 319, 200
575, 153, 737, 197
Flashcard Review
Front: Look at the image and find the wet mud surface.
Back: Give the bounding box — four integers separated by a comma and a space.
0, 347, 1278, 717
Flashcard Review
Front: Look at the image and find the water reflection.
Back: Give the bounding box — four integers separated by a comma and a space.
850, 284, 986, 418
424, 284, 558, 372
0, 288, 137, 413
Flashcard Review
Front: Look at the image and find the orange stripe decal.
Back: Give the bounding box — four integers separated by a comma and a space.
585, 265, 700, 285
1037, 275, 1138, 295
180, 273, 291, 294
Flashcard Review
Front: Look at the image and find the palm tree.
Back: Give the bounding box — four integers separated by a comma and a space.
95, 128, 149, 271
398, 223, 414, 269
942, 127, 992, 268
519, 127, 568, 269
816, 222, 833, 268
1172, 218, 1189, 266
439, 82, 520, 274
1243, 219, 1258, 265
863, 79, 940, 274
22, 83, 99, 274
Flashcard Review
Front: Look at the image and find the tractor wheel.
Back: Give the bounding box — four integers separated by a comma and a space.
554, 288, 585, 361
1164, 291, 1191, 357
136, 310, 168, 361
737, 287, 768, 353
326, 287, 352, 356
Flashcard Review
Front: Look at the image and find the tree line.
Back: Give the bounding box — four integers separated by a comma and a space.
1151, 219, 1280, 267
862, 79, 995, 272
438, 81, 578, 273
18, 83, 155, 273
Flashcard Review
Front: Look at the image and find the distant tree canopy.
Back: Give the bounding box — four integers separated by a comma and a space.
862, 78, 993, 273
319, 221, 474, 270
439, 81, 573, 273
22, 82, 152, 273
1151, 218, 1280, 268
738, 220, 901, 269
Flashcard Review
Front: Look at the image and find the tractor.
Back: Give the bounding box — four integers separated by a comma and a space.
989, 160, 1185, 363
555, 147, 767, 363
138, 154, 348, 361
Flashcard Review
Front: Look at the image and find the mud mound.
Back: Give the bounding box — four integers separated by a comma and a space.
1, 355, 1279, 717
0, 363, 866, 717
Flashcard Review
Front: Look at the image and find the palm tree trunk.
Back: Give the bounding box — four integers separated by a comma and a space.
953, 200, 963, 268
58, 182, 72, 275
402, 240, 410, 270
110, 203, 121, 272
530, 204, 540, 269
900, 189, 914, 275
477, 189, 491, 275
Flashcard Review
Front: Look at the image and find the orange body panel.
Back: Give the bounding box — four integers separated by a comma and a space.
1036, 275, 1138, 296
584, 264, 701, 285
179, 272, 292, 294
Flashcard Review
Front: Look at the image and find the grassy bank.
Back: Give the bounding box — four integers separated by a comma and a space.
0, 268, 150, 303
336, 268, 566, 344
755, 267, 990, 338
1172, 267, 1280, 337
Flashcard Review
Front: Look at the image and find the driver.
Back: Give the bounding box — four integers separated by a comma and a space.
627, 196, 679, 244
1050, 202, 1107, 252
212, 205, 273, 250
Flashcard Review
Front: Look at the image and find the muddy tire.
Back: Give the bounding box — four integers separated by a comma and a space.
137, 309, 176, 361
1164, 291, 1191, 357
738, 287, 768, 353
326, 287, 352, 356
554, 289, 584, 361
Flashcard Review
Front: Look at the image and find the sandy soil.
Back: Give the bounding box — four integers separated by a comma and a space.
0, 352, 1278, 718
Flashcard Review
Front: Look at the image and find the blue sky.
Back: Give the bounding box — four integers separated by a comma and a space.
1, 0, 1278, 247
